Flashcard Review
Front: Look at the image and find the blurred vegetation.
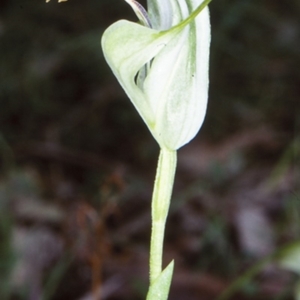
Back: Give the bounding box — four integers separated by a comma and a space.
209, 0, 299, 141
0, 0, 299, 299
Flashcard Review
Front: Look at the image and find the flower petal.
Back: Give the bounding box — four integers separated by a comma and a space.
144, 2, 210, 149
101, 0, 211, 150
147, 0, 173, 30
101, 20, 182, 132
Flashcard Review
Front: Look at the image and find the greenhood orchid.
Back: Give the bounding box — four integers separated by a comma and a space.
101, 0, 211, 150
102, 1, 212, 299
44, 1, 212, 299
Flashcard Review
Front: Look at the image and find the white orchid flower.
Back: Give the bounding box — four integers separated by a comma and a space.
101, 0, 211, 150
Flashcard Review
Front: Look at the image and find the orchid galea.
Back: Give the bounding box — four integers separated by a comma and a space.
102, 0, 211, 150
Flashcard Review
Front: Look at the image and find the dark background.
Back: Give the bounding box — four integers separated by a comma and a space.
0, 0, 299, 299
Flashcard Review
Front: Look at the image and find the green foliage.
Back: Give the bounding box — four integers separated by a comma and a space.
279, 242, 300, 275
146, 261, 174, 300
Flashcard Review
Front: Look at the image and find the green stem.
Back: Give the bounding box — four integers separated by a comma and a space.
168, 0, 212, 33
149, 148, 177, 285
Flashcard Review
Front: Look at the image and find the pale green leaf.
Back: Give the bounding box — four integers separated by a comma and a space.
278, 242, 300, 274
146, 260, 174, 300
